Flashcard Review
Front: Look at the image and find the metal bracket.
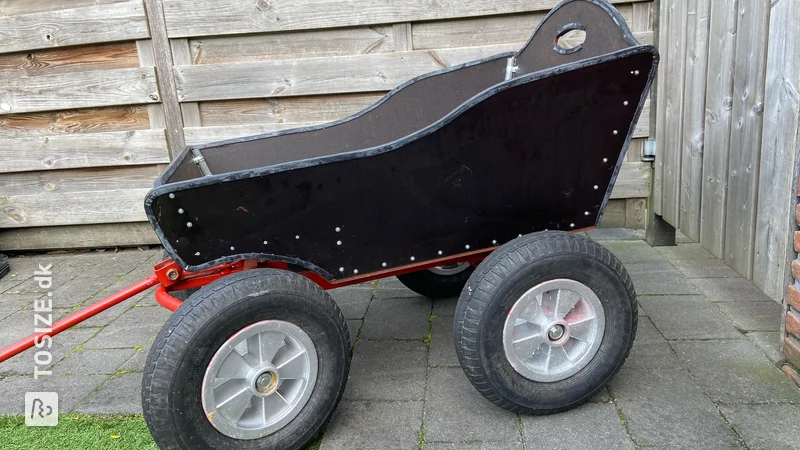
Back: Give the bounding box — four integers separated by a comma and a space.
505, 57, 519, 80
191, 148, 213, 176
643, 139, 656, 162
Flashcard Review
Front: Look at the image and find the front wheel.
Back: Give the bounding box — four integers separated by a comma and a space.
454, 231, 636, 414
142, 269, 350, 449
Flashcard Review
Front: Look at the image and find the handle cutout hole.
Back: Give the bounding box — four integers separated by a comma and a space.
554, 23, 586, 55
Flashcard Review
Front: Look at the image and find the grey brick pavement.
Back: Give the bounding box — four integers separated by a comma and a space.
0, 234, 798, 449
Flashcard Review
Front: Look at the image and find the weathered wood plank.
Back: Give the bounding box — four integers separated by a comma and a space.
162, 0, 649, 38
630, 2, 654, 32
678, 0, 711, 241
723, 0, 770, 278
393, 23, 413, 52
136, 40, 167, 129
0, 165, 162, 197
625, 197, 647, 229
0, 0, 126, 16
0, 129, 169, 173
659, 0, 687, 228
198, 94, 385, 126
652, 0, 667, 216
0, 42, 139, 77
174, 44, 516, 102
599, 199, 627, 228
0, 188, 150, 227
0, 222, 159, 251
170, 39, 202, 128
411, 6, 642, 50
611, 162, 651, 199
0, 105, 150, 137
0, 1, 149, 54
0, 67, 158, 115
753, 0, 800, 301
190, 26, 396, 65
143, 0, 186, 158
699, 0, 738, 258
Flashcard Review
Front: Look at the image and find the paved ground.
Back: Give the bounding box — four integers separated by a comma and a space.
0, 229, 799, 449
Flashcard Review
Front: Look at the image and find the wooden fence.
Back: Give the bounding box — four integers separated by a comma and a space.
0, 0, 654, 251
653, 0, 800, 301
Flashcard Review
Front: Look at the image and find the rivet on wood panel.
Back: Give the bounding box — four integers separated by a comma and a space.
195, 252, 200, 256
230, 246, 235, 250
336, 240, 342, 246
178, 208, 184, 214
382, 262, 387, 267
465, 245, 470, 249
410, 256, 415, 261
492, 240, 497, 245
437, 251, 443, 255
353, 269, 358, 274
169, 193, 175, 199
339, 267, 344, 273
186, 222, 193, 227
263, 240, 268, 244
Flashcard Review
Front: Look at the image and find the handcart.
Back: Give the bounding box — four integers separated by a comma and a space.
0, 0, 657, 448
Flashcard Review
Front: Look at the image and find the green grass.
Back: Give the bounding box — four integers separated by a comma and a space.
0, 414, 325, 449
0, 415, 157, 450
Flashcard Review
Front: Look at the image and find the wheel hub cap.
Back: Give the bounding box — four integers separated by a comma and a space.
201, 320, 318, 440
502, 279, 605, 382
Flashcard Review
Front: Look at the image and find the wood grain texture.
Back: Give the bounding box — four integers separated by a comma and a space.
0, 129, 169, 173
652, 0, 667, 216
599, 199, 627, 228
0, 222, 159, 251
611, 162, 651, 199
625, 197, 647, 229
170, 39, 201, 128
162, 0, 650, 38
174, 44, 517, 102
143, 0, 186, 157
753, 0, 800, 301
678, 0, 711, 241
198, 93, 385, 126
659, 0, 687, 228
0, 67, 158, 115
0, 42, 139, 77
0, 165, 163, 197
0, 188, 151, 227
0, 0, 126, 16
190, 26, 396, 65
699, 0, 738, 258
723, 0, 770, 278
0, 1, 149, 53
0, 105, 150, 137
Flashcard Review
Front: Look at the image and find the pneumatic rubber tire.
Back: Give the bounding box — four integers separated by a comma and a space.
142, 269, 350, 450
454, 231, 636, 414
396, 265, 474, 298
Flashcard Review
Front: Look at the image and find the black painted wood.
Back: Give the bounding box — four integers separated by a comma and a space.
148, 47, 657, 278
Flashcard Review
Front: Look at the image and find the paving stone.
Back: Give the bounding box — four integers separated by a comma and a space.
599, 241, 663, 263
745, 331, 783, 364
625, 261, 700, 295
376, 277, 406, 289
0, 373, 108, 414
75, 372, 142, 414
670, 340, 800, 404
0, 293, 41, 321
638, 296, 743, 340
374, 287, 428, 299
330, 288, 373, 319
431, 296, 458, 318
429, 316, 459, 367
691, 278, 774, 302
609, 368, 741, 448
655, 243, 716, 261
118, 343, 152, 373
720, 404, 800, 450
345, 340, 427, 401
320, 400, 423, 450
588, 228, 639, 241
346, 319, 361, 346
50, 276, 118, 309
623, 317, 682, 370
75, 300, 136, 328
523, 402, 634, 450
424, 367, 519, 443
0, 327, 97, 376
83, 306, 170, 349
52, 348, 137, 375
424, 442, 523, 450
60, 250, 152, 278
0, 271, 31, 295
669, 259, 741, 278
714, 301, 783, 332
360, 297, 431, 340
589, 386, 612, 403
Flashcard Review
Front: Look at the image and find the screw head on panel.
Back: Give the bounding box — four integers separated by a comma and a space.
336, 240, 342, 246
339, 267, 345, 273
186, 222, 193, 228
570, 223, 575, 228
465, 245, 470, 250
230, 246, 235, 250
437, 250, 443, 255
410, 256, 416, 261
263, 241, 268, 244
613, 130, 618, 135
623, 100, 629, 106
169, 193, 175, 199
594, 185, 599, 190
603, 158, 608, 163
335, 227, 341, 232
353, 269, 358, 274
295, 235, 300, 239
382, 262, 387, 267
584, 211, 590, 216
492, 240, 497, 245
178, 208, 184, 214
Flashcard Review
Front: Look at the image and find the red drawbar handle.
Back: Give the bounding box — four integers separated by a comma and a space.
0, 275, 159, 364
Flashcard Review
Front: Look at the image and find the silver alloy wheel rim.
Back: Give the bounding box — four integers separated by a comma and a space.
201, 320, 318, 439
502, 279, 605, 382
428, 262, 471, 276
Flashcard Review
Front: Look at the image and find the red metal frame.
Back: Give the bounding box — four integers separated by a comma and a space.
0, 227, 595, 364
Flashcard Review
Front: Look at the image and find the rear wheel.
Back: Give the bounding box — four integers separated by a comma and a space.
142, 269, 350, 449
396, 263, 474, 298
454, 231, 636, 414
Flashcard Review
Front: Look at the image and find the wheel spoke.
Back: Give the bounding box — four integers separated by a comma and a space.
549, 345, 571, 367
567, 317, 595, 342
259, 331, 286, 365
512, 330, 545, 358
276, 350, 308, 380
555, 290, 582, 319
517, 298, 546, 325
260, 392, 288, 420
216, 350, 252, 380
216, 385, 252, 423
540, 291, 558, 318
